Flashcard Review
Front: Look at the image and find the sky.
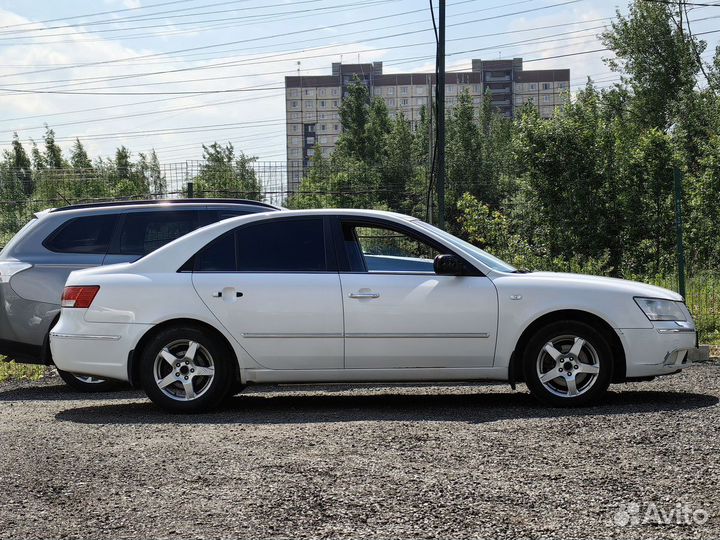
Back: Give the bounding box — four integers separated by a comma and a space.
0, 0, 717, 165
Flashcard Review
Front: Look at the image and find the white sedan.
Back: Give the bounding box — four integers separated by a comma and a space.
50, 209, 698, 412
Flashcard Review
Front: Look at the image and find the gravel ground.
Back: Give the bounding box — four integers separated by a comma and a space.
0, 363, 719, 540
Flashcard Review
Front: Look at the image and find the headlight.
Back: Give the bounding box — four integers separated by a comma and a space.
634, 297, 687, 321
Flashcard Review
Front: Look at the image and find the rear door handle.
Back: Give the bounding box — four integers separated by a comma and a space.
348, 292, 380, 299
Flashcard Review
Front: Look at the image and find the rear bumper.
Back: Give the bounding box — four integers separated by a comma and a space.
0, 283, 58, 362
620, 327, 699, 378
50, 311, 151, 381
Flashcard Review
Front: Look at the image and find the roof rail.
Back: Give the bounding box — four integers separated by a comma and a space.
48, 198, 280, 213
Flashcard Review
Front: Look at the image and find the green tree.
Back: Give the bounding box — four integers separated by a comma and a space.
69, 138, 92, 170
601, 0, 703, 130
191, 142, 262, 200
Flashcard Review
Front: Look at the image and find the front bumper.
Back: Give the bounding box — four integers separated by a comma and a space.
620, 326, 699, 378
50, 310, 151, 381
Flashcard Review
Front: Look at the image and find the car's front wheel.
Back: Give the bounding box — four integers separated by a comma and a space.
57, 369, 120, 392
523, 320, 613, 406
139, 326, 234, 413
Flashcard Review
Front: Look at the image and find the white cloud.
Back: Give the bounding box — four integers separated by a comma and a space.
0, 7, 388, 164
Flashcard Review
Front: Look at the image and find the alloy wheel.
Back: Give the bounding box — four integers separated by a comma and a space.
153, 339, 215, 401
535, 334, 601, 398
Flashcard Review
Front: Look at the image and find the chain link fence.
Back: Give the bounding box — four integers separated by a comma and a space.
0, 161, 717, 338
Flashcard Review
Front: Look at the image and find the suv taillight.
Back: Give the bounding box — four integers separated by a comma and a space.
61, 286, 99, 308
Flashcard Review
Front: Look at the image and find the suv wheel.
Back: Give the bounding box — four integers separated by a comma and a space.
57, 369, 120, 392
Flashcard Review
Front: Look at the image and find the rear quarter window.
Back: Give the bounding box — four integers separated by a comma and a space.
43, 215, 118, 254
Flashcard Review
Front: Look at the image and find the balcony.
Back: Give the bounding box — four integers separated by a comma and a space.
485, 75, 511, 82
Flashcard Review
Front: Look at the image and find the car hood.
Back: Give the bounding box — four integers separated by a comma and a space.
508, 272, 683, 301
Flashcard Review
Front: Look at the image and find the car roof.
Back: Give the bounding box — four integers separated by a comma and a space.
44, 198, 281, 214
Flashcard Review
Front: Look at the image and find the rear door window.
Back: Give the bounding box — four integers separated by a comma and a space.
116, 211, 198, 255
191, 218, 327, 272
43, 215, 118, 254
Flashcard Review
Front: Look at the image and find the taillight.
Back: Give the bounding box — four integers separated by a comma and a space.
61, 286, 99, 308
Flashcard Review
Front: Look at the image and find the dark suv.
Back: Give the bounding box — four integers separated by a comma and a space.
0, 199, 279, 391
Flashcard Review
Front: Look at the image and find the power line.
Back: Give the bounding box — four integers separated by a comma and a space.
0, 0, 576, 79
13, 26, 609, 94
0, 0, 203, 31
0, 0, 323, 35
0, 0, 398, 43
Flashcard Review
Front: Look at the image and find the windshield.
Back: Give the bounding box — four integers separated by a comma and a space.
415, 220, 517, 273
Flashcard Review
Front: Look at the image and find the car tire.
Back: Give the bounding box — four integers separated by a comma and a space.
139, 325, 234, 413
57, 369, 121, 392
523, 320, 613, 407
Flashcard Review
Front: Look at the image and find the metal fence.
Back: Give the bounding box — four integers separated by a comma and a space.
0, 161, 718, 337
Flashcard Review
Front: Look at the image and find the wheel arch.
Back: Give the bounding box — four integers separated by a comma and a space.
510, 309, 626, 383
127, 317, 240, 388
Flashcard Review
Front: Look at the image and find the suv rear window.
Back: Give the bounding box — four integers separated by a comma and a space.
43, 215, 118, 254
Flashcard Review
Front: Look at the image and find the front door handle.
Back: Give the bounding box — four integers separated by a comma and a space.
348, 292, 380, 299
212, 291, 243, 298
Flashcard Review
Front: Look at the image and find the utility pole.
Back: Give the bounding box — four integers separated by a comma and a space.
437, 0, 446, 230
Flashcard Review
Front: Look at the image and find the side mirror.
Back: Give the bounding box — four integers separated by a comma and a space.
433, 254, 464, 276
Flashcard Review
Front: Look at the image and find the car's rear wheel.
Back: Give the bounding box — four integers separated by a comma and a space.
139, 326, 234, 413
57, 369, 120, 392
523, 320, 613, 406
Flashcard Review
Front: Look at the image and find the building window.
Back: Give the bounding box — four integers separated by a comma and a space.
558, 82, 567, 89
446, 84, 454, 93
319, 100, 326, 107
306, 137, 315, 145
401, 98, 409, 106
331, 88, 338, 95
334, 124, 339, 131
320, 124, 326, 131
289, 148, 300, 157
374, 88, 382, 96
290, 100, 298, 108
473, 84, 482, 93
400, 86, 408, 95
542, 83, 550, 90
290, 89, 299, 97
415, 86, 426, 95
387, 98, 395, 107
307, 148, 315, 157
304, 100, 314, 109
291, 112, 300, 119
304, 89, 312, 96
332, 100, 338, 107
543, 95, 550, 102
319, 136, 328, 144
529, 83, 537, 90
388, 87, 395, 95
319, 88, 326, 96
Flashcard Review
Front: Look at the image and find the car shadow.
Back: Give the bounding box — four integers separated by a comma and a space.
53, 388, 719, 425
0, 382, 142, 402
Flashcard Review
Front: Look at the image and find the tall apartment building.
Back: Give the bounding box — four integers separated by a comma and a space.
285, 59, 569, 190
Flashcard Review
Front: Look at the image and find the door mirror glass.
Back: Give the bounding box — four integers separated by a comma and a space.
434, 254, 464, 276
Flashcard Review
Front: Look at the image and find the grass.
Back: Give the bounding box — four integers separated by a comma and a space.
0, 358, 47, 383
